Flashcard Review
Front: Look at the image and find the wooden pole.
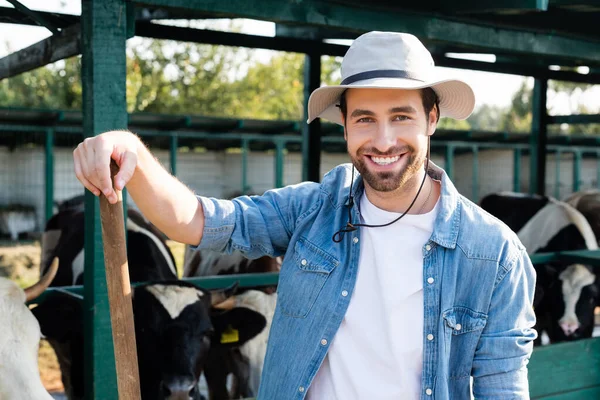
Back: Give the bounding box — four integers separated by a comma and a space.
99, 160, 141, 400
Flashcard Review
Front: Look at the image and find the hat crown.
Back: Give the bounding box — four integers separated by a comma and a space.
341, 31, 434, 83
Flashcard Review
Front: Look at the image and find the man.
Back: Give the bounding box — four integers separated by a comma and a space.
74, 31, 537, 399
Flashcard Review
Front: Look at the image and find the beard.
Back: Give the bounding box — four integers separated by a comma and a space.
350, 144, 426, 192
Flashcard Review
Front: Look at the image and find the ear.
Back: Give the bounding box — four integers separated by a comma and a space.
210, 307, 267, 348
341, 114, 348, 141
31, 294, 83, 342
427, 107, 438, 136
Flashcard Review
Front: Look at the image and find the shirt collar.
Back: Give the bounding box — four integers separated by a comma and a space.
347, 160, 460, 249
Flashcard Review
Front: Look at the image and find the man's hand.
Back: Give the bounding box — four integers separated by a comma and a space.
73, 131, 141, 204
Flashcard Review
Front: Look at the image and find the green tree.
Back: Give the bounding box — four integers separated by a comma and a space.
0, 56, 81, 109
500, 81, 532, 133
227, 52, 305, 120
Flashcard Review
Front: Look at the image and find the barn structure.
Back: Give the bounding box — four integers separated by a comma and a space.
1, 1, 600, 399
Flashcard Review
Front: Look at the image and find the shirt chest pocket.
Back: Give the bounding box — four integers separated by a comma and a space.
278, 238, 339, 318
442, 307, 488, 378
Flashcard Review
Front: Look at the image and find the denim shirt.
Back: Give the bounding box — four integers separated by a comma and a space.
195, 162, 538, 400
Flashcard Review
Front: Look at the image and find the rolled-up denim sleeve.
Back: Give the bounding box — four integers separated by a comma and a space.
189, 181, 321, 259
472, 247, 538, 399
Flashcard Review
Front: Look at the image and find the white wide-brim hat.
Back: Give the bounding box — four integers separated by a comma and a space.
307, 31, 476, 126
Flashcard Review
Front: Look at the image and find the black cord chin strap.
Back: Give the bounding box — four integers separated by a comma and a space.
332, 136, 432, 243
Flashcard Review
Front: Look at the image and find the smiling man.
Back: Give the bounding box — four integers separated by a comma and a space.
73, 31, 537, 399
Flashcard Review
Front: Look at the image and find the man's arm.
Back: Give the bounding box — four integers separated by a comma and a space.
73, 130, 204, 245
472, 247, 538, 399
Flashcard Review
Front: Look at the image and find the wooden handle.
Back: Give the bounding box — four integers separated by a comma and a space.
99, 160, 141, 400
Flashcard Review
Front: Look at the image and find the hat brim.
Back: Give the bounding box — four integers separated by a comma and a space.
307, 77, 476, 125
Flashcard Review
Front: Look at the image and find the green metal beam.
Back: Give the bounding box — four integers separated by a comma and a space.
35, 246, 600, 307
6, 0, 60, 34
81, 0, 128, 398
445, 0, 548, 14
549, 0, 600, 7
555, 149, 561, 198
274, 140, 285, 188
529, 249, 600, 264
573, 150, 582, 192
134, 0, 600, 66
513, 148, 522, 192
0, 23, 80, 80
34, 272, 281, 305
434, 54, 600, 84
0, 7, 77, 28
529, 337, 600, 399
45, 128, 54, 222
135, 22, 347, 56
530, 78, 549, 195
548, 114, 600, 125
597, 151, 600, 189
471, 146, 479, 202
241, 139, 249, 193
170, 134, 178, 175
302, 52, 322, 182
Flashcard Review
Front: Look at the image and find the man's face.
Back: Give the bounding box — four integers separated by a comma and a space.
343, 88, 437, 193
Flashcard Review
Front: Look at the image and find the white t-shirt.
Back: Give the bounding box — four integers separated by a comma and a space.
307, 192, 439, 400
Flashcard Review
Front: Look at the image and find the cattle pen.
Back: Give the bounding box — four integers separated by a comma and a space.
2, 1, 600, 399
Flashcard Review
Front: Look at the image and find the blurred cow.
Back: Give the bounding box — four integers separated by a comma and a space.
480, 192, 598, 344
183, 246, 280, 399
0, 258, 58, 400
33, 202, 267, 400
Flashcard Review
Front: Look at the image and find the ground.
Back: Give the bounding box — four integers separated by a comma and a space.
0, 239, 186, 396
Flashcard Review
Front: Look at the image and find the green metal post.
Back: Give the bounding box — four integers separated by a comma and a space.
445, 144, 454, 180
597, 151, 600, 189
302, 52, 322, 182
45, 128, 54, 222
573, 150, 582, 193
170, 134, 178, 176
513, 148, 521, 192
530, 78, 548, 195
275, 140, 285, 188
472, 146, 479, 203
241, 139, 249, 193
81, 0, 128, 398
555, 149, 561, 199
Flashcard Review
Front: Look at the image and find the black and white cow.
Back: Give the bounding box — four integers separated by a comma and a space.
40, 201, 178, 286
32, 203, 266, 400
183, 247, 280, 399
480, 192, 599, 345
0, 257, 58, 400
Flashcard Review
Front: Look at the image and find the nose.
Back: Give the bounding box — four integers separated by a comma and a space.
161, 379, 198, 400
372, 123, 396, 152
560, 321, 580, 336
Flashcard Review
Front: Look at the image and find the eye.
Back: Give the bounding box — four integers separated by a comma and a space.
392, 115, 410, 121
356, 117, 375, 123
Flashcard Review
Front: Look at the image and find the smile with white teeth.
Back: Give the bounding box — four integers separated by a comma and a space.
371, 155, 400, 165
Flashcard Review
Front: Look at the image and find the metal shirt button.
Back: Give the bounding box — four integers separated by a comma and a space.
341, 290, 348, 297
299, 386, 305, 393
321, 339, 328, 346
301, 259, 307, 266
427, 334, 434, 341
456, 324, 462, 331
425, 244, 432, 251
427, 277, 434, 284
426, 388, 433, 396
353, 237, 359, 244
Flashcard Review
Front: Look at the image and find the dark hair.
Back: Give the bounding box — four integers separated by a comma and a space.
338, 87, 440, 123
